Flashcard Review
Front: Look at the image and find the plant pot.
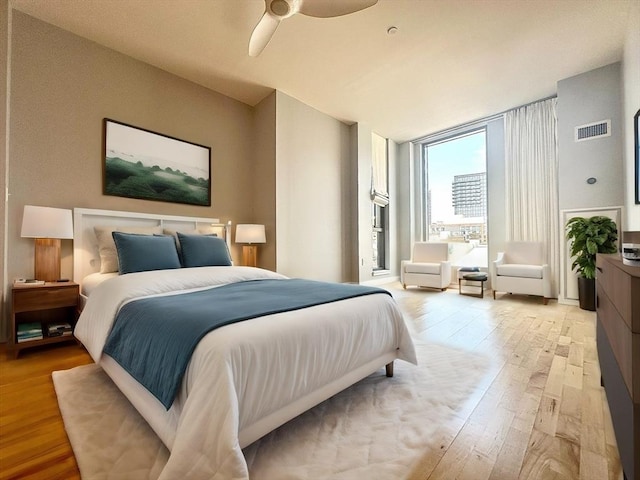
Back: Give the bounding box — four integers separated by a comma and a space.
578, 276, 596, 311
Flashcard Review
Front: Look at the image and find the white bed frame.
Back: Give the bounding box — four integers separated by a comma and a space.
72, 207, 400, 467
73, 208, 232, 284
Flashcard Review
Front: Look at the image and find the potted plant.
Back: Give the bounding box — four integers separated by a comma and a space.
565, 215, 618, 311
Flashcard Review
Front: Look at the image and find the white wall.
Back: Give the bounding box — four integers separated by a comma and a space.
275, 91, 352, 282
622, 1, 640, 230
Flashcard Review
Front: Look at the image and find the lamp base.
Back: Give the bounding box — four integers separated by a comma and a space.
242, 245, 258, 267
34, 238, 61, 282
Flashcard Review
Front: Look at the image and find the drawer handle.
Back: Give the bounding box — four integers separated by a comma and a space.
596, 266, 603, 274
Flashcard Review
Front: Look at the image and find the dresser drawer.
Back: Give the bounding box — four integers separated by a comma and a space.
597, 255, 639, 332
12, 285, 78, 312
598, 285, 636, 399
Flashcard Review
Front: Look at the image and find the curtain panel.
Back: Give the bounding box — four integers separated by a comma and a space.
371, 132, 389, 206
505, 97, 559, 297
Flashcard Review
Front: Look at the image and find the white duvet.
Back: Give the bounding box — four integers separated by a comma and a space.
74, 266, 417, 479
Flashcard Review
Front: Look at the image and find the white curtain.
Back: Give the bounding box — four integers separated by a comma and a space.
505, 98, 559, 297
371, 132, 389, 206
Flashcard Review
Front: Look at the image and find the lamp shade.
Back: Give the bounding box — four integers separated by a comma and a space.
21, 205, 73, 239
235, 224, 266, 244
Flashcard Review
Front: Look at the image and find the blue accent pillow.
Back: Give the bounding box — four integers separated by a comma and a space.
112, 232, 181, 274
177, 232, 232, 268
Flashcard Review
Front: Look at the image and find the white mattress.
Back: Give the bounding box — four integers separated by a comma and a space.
74, 266, 417, 479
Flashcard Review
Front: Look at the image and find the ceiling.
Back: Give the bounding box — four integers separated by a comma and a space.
10, 0, 633, 143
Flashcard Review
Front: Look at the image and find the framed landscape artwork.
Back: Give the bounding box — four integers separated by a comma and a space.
103, 119, 211, 206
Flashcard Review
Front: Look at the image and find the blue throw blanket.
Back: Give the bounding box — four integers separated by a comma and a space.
103, 278, 390, 409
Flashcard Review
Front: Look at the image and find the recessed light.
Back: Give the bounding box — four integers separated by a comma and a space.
387, 26, 398, 35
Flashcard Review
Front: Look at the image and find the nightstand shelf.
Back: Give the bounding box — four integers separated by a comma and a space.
11, 282, 79, 358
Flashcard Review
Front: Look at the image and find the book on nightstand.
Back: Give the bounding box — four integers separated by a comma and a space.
47, 322, 73, 337
17, 322, 43, 343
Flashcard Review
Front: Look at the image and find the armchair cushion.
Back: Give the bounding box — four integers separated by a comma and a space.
496, 264, 543, 279
405, 262, 442, 275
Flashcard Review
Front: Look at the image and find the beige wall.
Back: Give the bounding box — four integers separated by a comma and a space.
622, 1, 640, 230
252, 92, 277, 271
1, 0, 8, 333
4, 11, 258, 337
275, 91, 352, 282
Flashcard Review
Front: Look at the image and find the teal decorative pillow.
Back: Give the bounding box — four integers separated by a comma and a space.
177, 233, 232, 267
112, 232, 181, 274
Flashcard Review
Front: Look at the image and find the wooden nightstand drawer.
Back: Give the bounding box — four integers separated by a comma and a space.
13, 285, 78, 313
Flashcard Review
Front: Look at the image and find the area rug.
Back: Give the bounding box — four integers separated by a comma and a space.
52, 342, 490, 479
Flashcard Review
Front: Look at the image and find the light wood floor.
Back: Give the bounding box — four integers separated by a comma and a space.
0, 283, 623, 480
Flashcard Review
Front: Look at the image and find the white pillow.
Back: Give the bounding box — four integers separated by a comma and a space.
94, 225, 163, 273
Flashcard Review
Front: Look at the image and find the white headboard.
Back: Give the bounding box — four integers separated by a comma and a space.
73, 208, 232, 283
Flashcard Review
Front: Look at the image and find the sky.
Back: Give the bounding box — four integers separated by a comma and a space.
426, 130, 486, 223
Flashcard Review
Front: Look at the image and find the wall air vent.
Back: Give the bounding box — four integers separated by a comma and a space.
574, 119, 611, 142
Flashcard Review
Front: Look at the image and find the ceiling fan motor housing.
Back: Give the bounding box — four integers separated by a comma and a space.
269, 0, 298, 18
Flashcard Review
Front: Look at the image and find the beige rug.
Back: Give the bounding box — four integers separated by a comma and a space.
52, 342, 490, 479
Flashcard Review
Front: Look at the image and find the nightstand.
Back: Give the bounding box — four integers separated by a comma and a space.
11, 282, 79, 358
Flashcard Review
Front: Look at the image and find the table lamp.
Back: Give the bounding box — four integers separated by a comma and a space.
235, 224, 266, 267
20, 205, 74, 282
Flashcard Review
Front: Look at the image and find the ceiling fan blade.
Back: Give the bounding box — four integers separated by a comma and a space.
299, 0, 378, 18
249, 11, 281, 57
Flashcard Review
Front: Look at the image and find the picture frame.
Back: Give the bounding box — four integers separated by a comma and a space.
103, 118, 211, 206
635, 109, 640, 204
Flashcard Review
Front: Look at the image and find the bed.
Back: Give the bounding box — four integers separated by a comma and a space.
72, 208, 417, 479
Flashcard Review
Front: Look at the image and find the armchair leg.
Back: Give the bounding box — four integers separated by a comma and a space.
543, 297, 548, 305
493, 290, 496, 300
402, 283, 406, 290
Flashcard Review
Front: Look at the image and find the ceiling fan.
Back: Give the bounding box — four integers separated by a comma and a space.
249, 0, 378, 57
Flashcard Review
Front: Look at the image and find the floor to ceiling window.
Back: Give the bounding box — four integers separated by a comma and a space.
422, 129, 488, 267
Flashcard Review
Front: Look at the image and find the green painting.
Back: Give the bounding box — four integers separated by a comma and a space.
104, 119, 211, 206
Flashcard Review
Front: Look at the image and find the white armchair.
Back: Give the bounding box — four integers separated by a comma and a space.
492, 241, 551, 304
401, 242, 451, 291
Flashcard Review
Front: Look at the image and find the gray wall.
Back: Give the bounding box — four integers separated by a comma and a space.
557, 63, 624, 213
622, 2, 640, 230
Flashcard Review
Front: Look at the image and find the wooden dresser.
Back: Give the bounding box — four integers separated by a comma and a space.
596, 254, 640, 480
